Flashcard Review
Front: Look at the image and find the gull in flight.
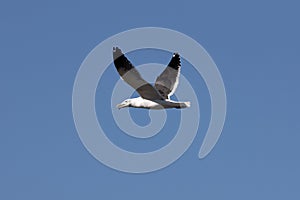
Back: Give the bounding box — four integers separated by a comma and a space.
113, 47, 190, 109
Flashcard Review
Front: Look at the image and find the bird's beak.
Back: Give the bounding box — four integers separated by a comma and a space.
116, 103, 127, 109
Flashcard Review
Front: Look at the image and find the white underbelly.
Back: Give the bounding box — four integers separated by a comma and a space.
141, 99, 181, 109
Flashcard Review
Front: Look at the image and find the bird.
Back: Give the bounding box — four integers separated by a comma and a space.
113, 47, 190, 110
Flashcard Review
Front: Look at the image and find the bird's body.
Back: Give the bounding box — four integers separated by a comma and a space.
113, 47, 190, 110
117, 97, 190, 110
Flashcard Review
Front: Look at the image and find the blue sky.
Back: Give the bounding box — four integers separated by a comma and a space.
1, 0, 299, 199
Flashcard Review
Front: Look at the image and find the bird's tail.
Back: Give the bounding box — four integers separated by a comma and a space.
178, 101, 191, 109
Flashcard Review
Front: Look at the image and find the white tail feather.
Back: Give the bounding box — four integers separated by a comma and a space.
179, 101, 191, 108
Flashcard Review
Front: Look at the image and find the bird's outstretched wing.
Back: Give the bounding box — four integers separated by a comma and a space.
154, 53, 181, 99
113, 47, 163, 100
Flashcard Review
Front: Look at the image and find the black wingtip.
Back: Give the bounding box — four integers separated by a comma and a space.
112, 47, 135, 76
113, 47, 122, 53
113, 47, 123, 60
173, 52, 180, 57
168, 52, 181, 70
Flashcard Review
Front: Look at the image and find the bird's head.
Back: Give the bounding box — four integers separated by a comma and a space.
116, 99, 132, 109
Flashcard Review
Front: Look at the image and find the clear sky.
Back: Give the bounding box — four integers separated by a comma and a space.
1, 0, 299, 199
